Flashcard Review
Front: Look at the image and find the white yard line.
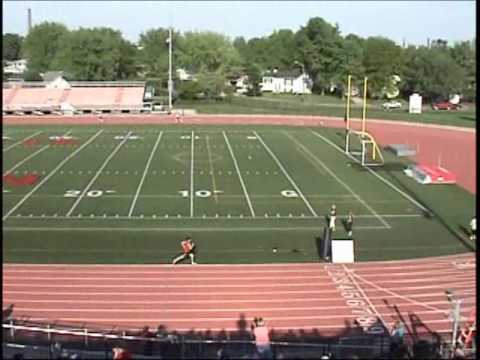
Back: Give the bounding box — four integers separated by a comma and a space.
3, 131, 72, 175
65, 131, 132, 217
127, 131, 164, 217
2, 131, 42, 152
222, 131, 256, 217
190, 130, 195, 217
3, 213, 423, 220
286, 131, 390, 229
205, 135, 219, 203
2, 225, 386, 232
253, 130, 318, 217
2, 130, 104, 221
311, 130, 431, 214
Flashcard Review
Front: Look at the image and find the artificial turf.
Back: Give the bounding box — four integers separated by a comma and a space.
2, 124, 475, 263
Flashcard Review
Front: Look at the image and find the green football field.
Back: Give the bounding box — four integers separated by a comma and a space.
2, 124, 475, 263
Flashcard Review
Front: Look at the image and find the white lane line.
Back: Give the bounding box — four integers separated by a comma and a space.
65, 131, 132, 217
2, 282, 335, 288
2, 131, 42, 152
2, 130, 104, 221
127, 131, 163, 217
2, 226, 386, 232
3, 131, 72, 175
223, 131, 256, 217
311, 130, 431, 215
342, 264, 390, 332
3, 275, 328, 281
286, 131, 390, 229
253, 131, 318, 217
190, 130, 195, 217
3, 295, 473, 305
349, 268, 448, 315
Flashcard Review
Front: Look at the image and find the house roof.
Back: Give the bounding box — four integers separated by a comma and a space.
264, 68, 303, 79
41, 71, 65, 82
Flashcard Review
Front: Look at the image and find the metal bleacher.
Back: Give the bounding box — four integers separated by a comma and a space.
2, 81, 148, 115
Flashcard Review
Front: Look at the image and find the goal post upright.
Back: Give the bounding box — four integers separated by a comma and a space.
344, 76, 384, 167
345, 74, 352, 154
361, 76, 368, 137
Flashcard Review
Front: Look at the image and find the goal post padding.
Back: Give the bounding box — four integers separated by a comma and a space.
331, 239, 355, 263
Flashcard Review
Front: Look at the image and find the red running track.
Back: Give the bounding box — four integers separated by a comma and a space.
3, 253, 475, 339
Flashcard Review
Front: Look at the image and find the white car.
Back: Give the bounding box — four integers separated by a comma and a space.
382, 101, 402, 110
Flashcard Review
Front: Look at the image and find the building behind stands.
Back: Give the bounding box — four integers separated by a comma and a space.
3, 72, 151, 115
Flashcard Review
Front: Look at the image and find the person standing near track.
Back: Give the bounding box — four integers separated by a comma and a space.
328, 204, 337, 232
469, 216, 476, 241
172, 236, 197, 265
346, 211, 354, 237
252, 317, 272, 359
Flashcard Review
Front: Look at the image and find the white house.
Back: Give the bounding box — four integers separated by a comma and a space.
228, 74, 249, 94
260, 69, 312, 94
3, 59, 28, 75
176, 68, 195, 81
41, 71, 71, 89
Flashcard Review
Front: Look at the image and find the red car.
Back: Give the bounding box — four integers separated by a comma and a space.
432, 101, 461, 110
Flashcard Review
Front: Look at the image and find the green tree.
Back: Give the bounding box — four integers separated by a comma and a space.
53, 27, 137, 80
244, 63, 263, 97
401, 45, 467, 101
295, 17, 345, 94
450, 40, 476, 100
22, 22, 69, 76
362, 36, 404, 98
137, 28, 181, 79
265, 29, 298, 69
177, 31, 241, 74
194, 71, 228, 99
3, 33, 24, 61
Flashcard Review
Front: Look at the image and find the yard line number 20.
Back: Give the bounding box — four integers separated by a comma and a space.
64, 189, 103, 198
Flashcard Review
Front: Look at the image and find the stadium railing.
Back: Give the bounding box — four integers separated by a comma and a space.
2, 319, 396, 359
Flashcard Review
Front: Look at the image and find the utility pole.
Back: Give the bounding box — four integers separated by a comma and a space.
28, 8, 32, 33
168, 27, 173, 112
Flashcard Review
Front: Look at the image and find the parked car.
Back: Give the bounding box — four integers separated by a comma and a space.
382, 100, 402, 110
431, 101, 461, 110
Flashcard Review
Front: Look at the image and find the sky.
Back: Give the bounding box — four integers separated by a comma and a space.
2, 1, 476, 46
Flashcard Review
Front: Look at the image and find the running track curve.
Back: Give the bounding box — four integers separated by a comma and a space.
3, 253, 475, 339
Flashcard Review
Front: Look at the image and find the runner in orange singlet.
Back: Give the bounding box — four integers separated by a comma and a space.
172, 236, 196, 265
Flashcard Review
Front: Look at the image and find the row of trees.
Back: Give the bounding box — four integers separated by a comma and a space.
3, 17, 476, 101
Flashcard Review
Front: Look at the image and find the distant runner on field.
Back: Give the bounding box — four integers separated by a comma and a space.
172, 236, 197, 265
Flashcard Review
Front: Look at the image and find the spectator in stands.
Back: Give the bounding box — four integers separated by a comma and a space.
390, 320, 406, 347
172, 236, 197, 265
112, 347, 132, 360
469, 216, 476, 241
453, 343, 466, 359
328, 204, 337, 232
252, 317, 272, 359
139, 325, 154, 356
